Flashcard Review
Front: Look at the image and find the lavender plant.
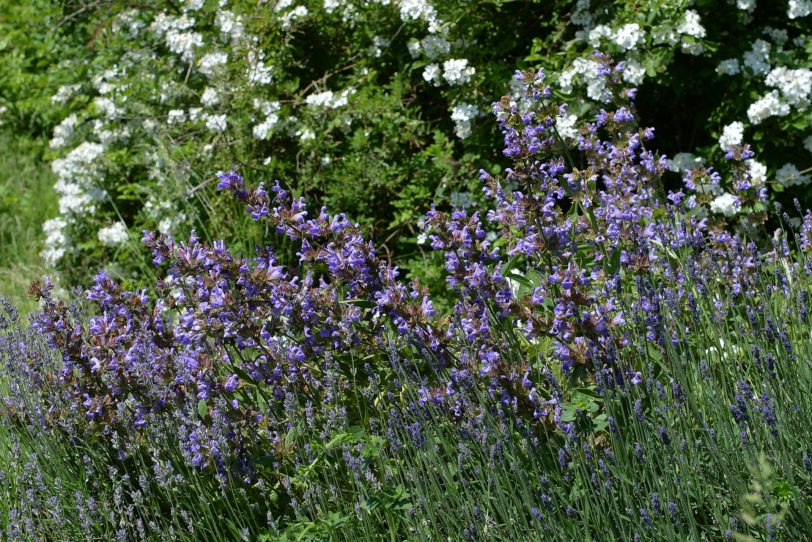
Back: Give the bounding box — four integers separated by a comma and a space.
2, 60, 812, 541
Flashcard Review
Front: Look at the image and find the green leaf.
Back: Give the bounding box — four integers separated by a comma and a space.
197, 399, 208, 419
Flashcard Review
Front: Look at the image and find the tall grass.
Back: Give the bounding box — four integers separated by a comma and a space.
0, 133, 55, 314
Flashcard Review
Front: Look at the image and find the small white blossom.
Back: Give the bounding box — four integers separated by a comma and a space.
165, 30, 204, 63
252, 102, 282, 140
198, 51, 228, 78
246, 50, 273, 85
204, 113, 227, 133
763, 26, 788, 44
651, 24, 678, 45
94, 96, 120, 119
98, 222, 129, 246
201, 87, 220, 107
747, 90, 790, 124
51, 84, 81, 104
743, 40, 771, 75
216, 10, 245, 41
621, 58, 646, 84
588, 24, 612, 48
450, 102, 478, 139
305, 88, 354, 109
422, 63, 441, 86
709, 193, 740, 217
719, 121, 744, 150
667, 153, 704, 173
324, 0, 342, 13
716, 59, 740, 76
421, 35, 450, 59
776, 163, 810, 187
399, 0, 440, 31
280, 5, 309, 30
49, 114, 78, 149
788, 0, 812, 18
736, 0, 756, 12
765, 67, 812, 108
612, 23, 644, 51
407, 38, 422, 58
677, 10, 705, 38
42, 217, 69, 265
442, 59, 475, 86
555, 112, 579, 139
297, 127, 315, 142
184, 0, 205, 10
746, 159, 767, 185
167, 109, 187, 125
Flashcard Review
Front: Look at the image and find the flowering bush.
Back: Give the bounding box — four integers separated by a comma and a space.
3, 65, 812, 540
1, 0, 807, 294
31, 0, 575, 287
531, 0, 811, 223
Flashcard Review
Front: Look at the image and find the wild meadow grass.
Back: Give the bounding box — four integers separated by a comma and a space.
0, 133, 55, 314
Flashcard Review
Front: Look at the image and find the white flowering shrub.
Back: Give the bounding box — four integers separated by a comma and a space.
32, 0, 579, 285
3, 0, 810, 287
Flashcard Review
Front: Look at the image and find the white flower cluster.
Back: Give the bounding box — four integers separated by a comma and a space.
49, 114, 78, 150
764, 67, 812, 109
51, 142, 106, 216
201, 87, 220, 107
305, 88, 355, 109
198, 51, 228, 78
204, 113, 227, 133
246, 50, 273, 86
422, 58, 475, 87
743, 40, 771, 75
415, 35, 450, 59
719, 121, 744, 150
41, 218, 69, 265
709, 193, 740, 217
422, 64, 442, 86
666, 153, 705, 173
776, 163, 810, 187
747, 159, 768, 185
51, 84, 81, 105
559, 57, 608, 102
152, 14, 203, 63
215, 10, 245, 41
555, 112, 579, 139
736, 0, 757, 12
716, 59, 740, 76
442, 59, 475, 86
167, 109, 187, 125
43, 141, 109, 264
747, 90, 791, 124
612, 23, 644, 51
279, 5, 309, 30
788, 0, 812, 18
97, 221, 129, 246
450, 102, 478, 139
399, 0, 442, 33
252, 100, 282, 140
676, 10, 705, 39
